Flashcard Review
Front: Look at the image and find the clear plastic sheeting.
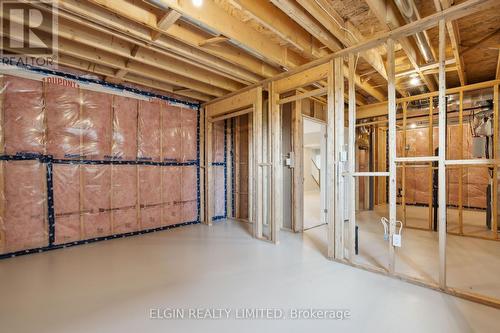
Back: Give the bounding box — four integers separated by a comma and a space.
139, 165, 162, 229
214, 166, 226, 217
45, 83, 81, 159
53, 164, 81, 244
82, 165, 112, 239
138, 100, 161, 162
112, 96, 138, 161
182, 166, 198, 222
1, 76, 45, 155
181, 107, 198, 162
0, 161, 48, 254
162, 104, 181, 162
81, 90, 113, 160
211, 120, 226, 219
111, 165, 138, 234
163, 166, 182, 225
213, 121, 225, 163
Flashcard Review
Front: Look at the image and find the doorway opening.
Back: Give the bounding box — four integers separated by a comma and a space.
302, 117, 327, 231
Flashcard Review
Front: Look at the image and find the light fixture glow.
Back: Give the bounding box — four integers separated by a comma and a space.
410, 76, 420, 86
409, 123, 417, 129
192, 0, 203, 7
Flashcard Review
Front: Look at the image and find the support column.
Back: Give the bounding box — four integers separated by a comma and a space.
387, 38, 397, 274
438, 19, 447, 288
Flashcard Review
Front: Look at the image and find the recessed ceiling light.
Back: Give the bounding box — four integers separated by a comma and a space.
410, 76, 419, 86
192, 0, 203, 7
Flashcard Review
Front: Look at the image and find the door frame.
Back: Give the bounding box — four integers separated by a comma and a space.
297, 115, 327, 231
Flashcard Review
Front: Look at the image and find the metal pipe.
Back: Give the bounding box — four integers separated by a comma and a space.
394, 0, 435, 63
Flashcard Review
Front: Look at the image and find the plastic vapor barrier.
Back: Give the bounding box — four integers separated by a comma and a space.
212, 120, 227, 220
0, 72, 200, 258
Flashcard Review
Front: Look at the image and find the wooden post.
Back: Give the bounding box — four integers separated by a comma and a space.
0, 75, 5, 251
110, 96, 115, 233
348, 53, 357, 261
327, 59, 336, 259
428, 96, 434, 230
226, 119, 232, 219
270, 81, 281, 244
438, 19, 447, 289
235, 117, 241, 219
334, 57, 345, 260
199, 107, 205, 224
459, 91, 464, 234
136, 101, 141, 230
159, 102, 164, 226
387, 38, 397, 274
205, 110, 214, 225
254, 86, 263, 239
493, 84, 498, 239
292, 96, 304, 232
248, 112, 254, 223
79, 89, 85, 238
402, 101, 407, 225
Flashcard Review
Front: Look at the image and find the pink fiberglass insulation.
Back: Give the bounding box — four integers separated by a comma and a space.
162, 166, 182, 226
214, 166, 226, 217
213, 120, 225, 163
162, 104, 181, 162
81, 90, 112, 160
111, 165, 138, 233
404, 167, 416, 204
138, 100, 160, 162
139, 166, 162, 229
45, 83, 81, 159
82, 165, 112, 238
182, 166, 198, 222
112, 96, 138, 160
465, 167, 489, 209
413, 167, 431, 204
2, 76, 45, 155
53, 164, 81, 244
181, 107, 197, 160
181, 106, 198, 162
1, 161, 48, 254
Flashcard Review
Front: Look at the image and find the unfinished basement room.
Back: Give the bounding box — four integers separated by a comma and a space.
1, 0, 500, 332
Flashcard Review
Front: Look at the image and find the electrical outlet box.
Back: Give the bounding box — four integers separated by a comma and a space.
393, 234, 402, 247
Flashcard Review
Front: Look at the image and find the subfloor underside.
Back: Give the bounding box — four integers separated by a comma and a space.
1, 219, 500, 332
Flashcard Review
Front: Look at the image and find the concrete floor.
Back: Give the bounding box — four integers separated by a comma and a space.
303, 190, 323, 230
1, 220, 500, 332
353, 204, 500, 299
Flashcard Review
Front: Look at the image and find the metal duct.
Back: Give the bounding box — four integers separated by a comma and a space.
394, 0, 435, 63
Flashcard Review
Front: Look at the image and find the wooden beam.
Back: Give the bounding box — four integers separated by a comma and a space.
56, 53, 211, 101
55, 0, 275, 82
365, 0, 437, 91
204, 0, 496, 107
296, 0, 388, 80
1, 13, 243, 95
145, 0, 305, 68
435, 0, 467, 86
198, 35, 229, 47
269, 0, 343, 52
497, 51, 500, 79
231, 0, 326, 59
151, 9, 182, 41
233, 0, 386, 101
